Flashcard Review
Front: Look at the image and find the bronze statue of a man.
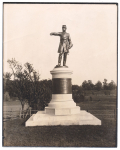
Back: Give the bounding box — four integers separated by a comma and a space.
50, 25, 73, 67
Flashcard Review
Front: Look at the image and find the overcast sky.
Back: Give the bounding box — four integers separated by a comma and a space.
3, 4, 117, 85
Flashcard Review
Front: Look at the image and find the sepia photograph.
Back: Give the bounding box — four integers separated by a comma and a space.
3, 2, 117, 147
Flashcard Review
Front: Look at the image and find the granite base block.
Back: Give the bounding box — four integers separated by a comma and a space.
45, 106, 80, 115
25, 110, 101, 126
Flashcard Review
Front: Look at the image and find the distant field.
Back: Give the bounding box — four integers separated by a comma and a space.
78, 96, 116, 110
84, 95, 116, 101
3, 100, 21, 106
3, 101, 29, 109
3, 101, 21, 111
77, 95, 117, 121
3, 100, 29, 121
84, 90, 116, 95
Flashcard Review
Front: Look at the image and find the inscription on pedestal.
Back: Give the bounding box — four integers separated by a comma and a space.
52, 78, 72, 94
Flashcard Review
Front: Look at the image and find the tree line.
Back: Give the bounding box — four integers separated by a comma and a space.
3, 58, 117, 111
82, 79, 116, 91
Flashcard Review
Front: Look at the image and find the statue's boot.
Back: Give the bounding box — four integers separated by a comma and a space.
63, 52, 67, 66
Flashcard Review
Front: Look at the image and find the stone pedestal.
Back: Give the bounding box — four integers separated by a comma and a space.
45, 67, 80, 115
25, 67, 101, 126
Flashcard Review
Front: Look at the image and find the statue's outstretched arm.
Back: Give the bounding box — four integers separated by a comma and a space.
50, 32, 61, 36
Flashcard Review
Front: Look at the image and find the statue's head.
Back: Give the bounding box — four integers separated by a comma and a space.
62, 25, 67, 32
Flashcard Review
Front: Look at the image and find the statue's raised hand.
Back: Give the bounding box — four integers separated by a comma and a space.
50, 33, 53, 36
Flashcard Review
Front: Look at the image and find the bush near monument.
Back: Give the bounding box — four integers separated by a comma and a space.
72, 85, 84, 103
29, 79, 52, 110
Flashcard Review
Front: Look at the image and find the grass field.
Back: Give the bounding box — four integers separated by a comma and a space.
3, 95, 117, 147
3, 118, 117, 147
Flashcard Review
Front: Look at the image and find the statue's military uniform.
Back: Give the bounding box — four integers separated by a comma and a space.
51, 32, 73, 66
51, 32, 72, 53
